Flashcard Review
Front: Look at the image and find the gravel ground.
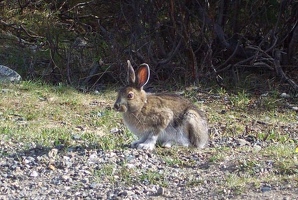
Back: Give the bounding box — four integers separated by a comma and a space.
1, 136, 297, 200
1, 86, 297, 199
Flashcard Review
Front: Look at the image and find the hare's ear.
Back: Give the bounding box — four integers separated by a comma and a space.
127, 60, 136, 84
136, 63, 150, 89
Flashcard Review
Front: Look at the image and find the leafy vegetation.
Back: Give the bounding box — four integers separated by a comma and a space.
0, 81, 123, 149
0, 1, 297, 92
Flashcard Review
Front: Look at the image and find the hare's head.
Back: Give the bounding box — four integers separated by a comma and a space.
114, 60, 150, 113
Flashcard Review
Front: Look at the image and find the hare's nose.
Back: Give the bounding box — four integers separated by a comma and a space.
114, 103, 120, 110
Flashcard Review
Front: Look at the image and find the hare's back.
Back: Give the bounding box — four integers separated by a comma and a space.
147, 93, 193, 110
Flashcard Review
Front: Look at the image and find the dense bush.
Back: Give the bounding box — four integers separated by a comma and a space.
0, 0, 297, 91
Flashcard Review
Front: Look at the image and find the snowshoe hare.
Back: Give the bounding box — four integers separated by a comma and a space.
114, 60, 208, 150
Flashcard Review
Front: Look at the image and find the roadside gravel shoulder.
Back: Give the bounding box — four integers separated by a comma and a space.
1, 140, 297, 199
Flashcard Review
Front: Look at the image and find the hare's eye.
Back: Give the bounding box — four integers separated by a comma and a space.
127, 92, 134, 99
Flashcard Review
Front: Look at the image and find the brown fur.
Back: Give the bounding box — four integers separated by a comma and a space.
114, 60, 208, 150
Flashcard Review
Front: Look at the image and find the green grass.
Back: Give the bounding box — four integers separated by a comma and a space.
94, 163, 117, 182
0, 81, 297, 196
229, 90, 251, 110
140, 169, 168, 186
0, 81, 128, 150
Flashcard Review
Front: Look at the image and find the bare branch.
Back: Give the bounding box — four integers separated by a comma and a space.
274, 49, 298, 91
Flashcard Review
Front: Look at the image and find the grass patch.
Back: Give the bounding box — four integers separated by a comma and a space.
0, 80, 297, 196
229, 90, 251, 110
140, 169, 168, 187
0, 81, 130, 151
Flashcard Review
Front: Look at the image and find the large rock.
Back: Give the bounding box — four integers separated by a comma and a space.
0, 65, 22, 83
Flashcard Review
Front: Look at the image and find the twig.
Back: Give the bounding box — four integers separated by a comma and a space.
215, 41, 240, 73
20, 25, 44, 39
274, 49, 298, 91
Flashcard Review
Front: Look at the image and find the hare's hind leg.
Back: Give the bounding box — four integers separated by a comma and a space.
184, 109, 208, 148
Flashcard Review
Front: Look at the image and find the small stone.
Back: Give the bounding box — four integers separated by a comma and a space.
110, 127, 120, 134
63, 156, 71, 160
125, 163, 135, 169
280, 93, 290, 98
291, 106, 298, 111
48, 148, 58, 158
61, 175, 71, 181
220, 110, 226, 114
123, 190, 134, 196
1, 89, 13, 93
156, 187, 164, 196
64, 186, 71, 191
175, 91, 185, 95
118, 190, 128, 196
23, 158, 31, 164
97, 112, 104, 117
253, 145, 262, 152
89, 182, 99, 189
235, 138, 250, 146
109, 152, 117, 157
228, 115, 235, 119
88, 153, 98, 163
0, 65, 22, 83
48, 164, 56, 171
72, 134, 81, 140
261, 185, 271, 192
30, 171, 39, 177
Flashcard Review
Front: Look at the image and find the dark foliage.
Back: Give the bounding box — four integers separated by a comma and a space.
0, 0, 297, 91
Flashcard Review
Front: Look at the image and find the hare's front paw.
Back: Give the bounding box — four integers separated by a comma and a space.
131, 135, 158, 150
161, 141, 172, 148
137, 143, 155, 150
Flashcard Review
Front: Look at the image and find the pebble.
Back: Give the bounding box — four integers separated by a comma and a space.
30, 171, 39, 177
88, 153, 98, 163
124, 163, 135, 169
110, 127, 120, 134
253, 145, 262, 152
156, 187, 165, 196
235, 138, 250, 146
0, 134, 296, 199
261, 185, 271, 192
291, 106, 298, 111
280, 93, 290, 98
61, 175, 71, 181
